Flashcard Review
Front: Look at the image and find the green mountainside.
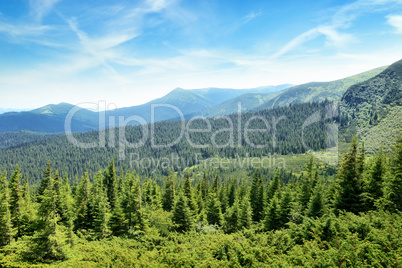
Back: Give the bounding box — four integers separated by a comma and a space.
201, 92, 283, 117
0, 131, 59, 149
340, 59, 402, 153
256, 66, 387, 110
190, 84, 293, 105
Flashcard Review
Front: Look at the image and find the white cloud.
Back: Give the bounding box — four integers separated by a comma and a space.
0, 21, 51, 37
387, 14, 402, 33
29, 0, 61, 21
242, 11, 263, 24
271, 0, 402, 59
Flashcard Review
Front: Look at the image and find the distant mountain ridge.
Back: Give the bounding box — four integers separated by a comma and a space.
0, 84, 291, 133
0, 64, 395, 135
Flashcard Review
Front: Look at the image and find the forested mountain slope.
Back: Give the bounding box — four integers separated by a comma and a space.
256, 66, 387, 110
0, 101, 336, 183
340, 59, 402, 153
0, 131, 59, 149
200, 92, 283, 117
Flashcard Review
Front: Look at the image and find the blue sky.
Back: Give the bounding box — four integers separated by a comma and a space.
1, 0, 402, 109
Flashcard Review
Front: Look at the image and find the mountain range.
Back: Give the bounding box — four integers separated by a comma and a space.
0, 65, 388, 134
0, 58, 401, 180
0, 84, 292, 133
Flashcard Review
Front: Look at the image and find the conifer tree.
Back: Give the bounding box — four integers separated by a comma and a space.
144, 179, 153, 205
250, 170, 264, 222
206, 193, 223, 226
30, 171, 66, 261
91, 171, 111, 239
183, 172, 197, 212
335, 137, 365, 214
9, 165, 23, 239
37, 160, 52, 203
162, 172, 175, 211
307, 183, 325, 218
202, 174, 209, 200
109, 198, 127, 236
172, 194, 193, 232
264, 194, 280, 231
122, 172, 143, 233
104, 159, 117, 210
151, 182, 162, 209
74, 172, 92, 231
239, 198, 252, 229
218, 183, 228, 214
0, 172, 12, 247
20, 176, 35, 237
278, 190, 292, 228
266, 169, 280, 202
365, 148, 386, 210
223, 201, 239, 233
60, 174, 73, 228
357, 141, 365, 175
228, 179, 236, 207
384, 137, 402, 212
212, 175, 219, 194
299, 176, 312, 211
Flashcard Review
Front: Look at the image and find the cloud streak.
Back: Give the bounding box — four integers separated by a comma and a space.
387, 14, 402, 33
271, 0, 402, 59
29, 0, 61, 21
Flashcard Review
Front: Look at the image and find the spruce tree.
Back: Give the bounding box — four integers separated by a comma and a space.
37, 161, 52, 203
239, 198, 252, 229
0, 172, 12, 247
172, 194, 193, 232
228, 179, 236, 207
335, 137, 365, 214
218, 183, 228, 214
122, 172, 142, 233
104, 159, 117, 210
223, 201, 239, 233
212, 175, 219, 194
307, 183, 325, 218
92, 171, 111, 239
264, 194, 280, 231
183, 172, 197, 212
384, 137, 402, 212
30, 172, 66, 261
365, 148, 386, 210
20, 176, 35, 237
206, 193, 223, 226
74, 172, 92, 231
162, 172, 175, 211
278, 190, 292, 228
109, 198, 127, 236
250, 170, 264, 222
357, 142, 365, 175
9, 165, 22, 239
266, 169, 280, 202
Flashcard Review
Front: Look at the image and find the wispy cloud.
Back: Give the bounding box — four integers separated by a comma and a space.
271, 0, 402, 59
242, 11, 263, 24
387, 14, 402, 33
0, 21, 51, 37
29, 0, 61, 22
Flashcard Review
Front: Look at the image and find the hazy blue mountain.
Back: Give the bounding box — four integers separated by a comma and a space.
0, 108, 30, 114
0, 103, 99, 133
